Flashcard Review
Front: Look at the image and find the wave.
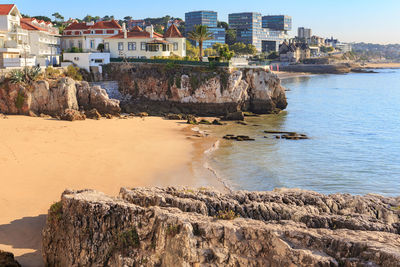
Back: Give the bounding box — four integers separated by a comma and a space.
202, 140, 233, 193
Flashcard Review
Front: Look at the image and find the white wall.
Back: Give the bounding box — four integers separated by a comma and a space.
63, 52, 110, 72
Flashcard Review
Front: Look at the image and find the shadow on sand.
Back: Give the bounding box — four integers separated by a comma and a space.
0, 214, 46, 267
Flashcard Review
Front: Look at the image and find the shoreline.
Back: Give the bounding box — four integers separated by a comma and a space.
0, 115, 221, 267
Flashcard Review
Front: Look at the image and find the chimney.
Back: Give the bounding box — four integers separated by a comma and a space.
145, 25, 154, 38
122, 23, 127, 39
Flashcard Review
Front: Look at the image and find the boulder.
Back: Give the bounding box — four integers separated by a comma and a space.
42, 188, 400, 267
85, 108, 101, 120
165, 113, 183, 120
186, 114, 198, 125
0, 250, 21, 267
224, 111, 245, 121
60, 109, 86, 121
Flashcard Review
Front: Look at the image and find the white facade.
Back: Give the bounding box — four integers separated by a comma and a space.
106, 25, 186, 59
0, 4, 33, 68
21, 18, 61, 66
63, 52, 110, 72
61, 20, 121, 53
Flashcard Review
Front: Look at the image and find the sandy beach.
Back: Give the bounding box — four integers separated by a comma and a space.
0, 116, 221, 266
363, 62, 400, 69
276, 71, 312, 80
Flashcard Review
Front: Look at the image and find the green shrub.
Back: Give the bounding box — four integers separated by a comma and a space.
66, 65, 83, 81
15, 91, 25, 109
118, 227, 140, 249
45, 67, 61, 78
9, 69, 24, 84
48, 201, 63, 223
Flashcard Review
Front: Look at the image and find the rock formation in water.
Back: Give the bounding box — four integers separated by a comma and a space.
42, 187, 400, 266
103, 63, 287, 115
0, 78, 120, 116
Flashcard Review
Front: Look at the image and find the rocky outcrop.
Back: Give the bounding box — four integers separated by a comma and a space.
103, 63, 287, 116
42, 187, 400, 267
0, 78, 120, 116
60, 109, 86, 121
76, 82, 121, 115
0, 250, 21, 267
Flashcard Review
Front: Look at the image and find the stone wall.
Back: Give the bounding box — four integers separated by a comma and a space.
42, 187, 400, 267
102, 63, 287, 116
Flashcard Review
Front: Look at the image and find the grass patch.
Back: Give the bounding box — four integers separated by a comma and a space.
215, 209, 239, 220
117, 227, 140, 252
15, 91, 25, 110
166, 224, 180, 237
48, 201, 63, 223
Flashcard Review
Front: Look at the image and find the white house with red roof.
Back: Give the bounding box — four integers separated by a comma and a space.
0, 4, 35, 68
106, 24, 186, 59
20, 18, 61, 66
61, 20, 122, 52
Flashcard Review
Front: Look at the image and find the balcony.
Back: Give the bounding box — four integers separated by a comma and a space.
3, 57, 36, 68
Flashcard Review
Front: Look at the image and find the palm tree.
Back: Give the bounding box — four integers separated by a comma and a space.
187, 25, 214, 61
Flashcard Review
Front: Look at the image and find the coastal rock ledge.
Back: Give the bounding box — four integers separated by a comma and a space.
42, 187, 400, 267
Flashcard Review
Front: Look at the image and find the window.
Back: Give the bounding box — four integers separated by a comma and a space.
173, 42, 178, 51
118, 42, 124, 51
128, 42, 136, 51
104, 42, 109, 52
69, 40, 74, 48
78, 41, 82, 49
90, 40, 95, 49
141, 42, 146, 50
94, 59, 103, 63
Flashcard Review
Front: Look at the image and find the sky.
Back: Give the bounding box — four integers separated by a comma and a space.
4, 0, 400, 44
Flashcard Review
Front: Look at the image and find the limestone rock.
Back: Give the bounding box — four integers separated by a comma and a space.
76, 82, 121, 115
42, 187, 400, 267
85, 108, 101, 120
103, 63, 287, 115
60, 109, 86, 121
0, 250, 21, 267
224, 111, 245, 121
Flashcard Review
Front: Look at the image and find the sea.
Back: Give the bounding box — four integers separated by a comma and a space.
205, 69, 400, 196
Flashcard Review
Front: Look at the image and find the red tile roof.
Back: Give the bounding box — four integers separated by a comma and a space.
0, 4, 15, 15
107, 29, 163, 39
131, 26, 143, 32
163, 24, 183, 38
20, 19, 48, 32
64, 20, 121, 31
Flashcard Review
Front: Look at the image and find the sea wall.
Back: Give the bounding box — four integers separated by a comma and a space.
0, 78, 120, 116
102, 63, 287, 116
42, 187, 400, 266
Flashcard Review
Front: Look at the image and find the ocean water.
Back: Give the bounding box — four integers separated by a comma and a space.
207, 69, 400, 196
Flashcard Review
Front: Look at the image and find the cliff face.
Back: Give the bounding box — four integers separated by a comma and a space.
0, 78, 120, 116
103, 63, 287, 115
42, 187, 400, 267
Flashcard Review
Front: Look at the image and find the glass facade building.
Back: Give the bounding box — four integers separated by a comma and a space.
262, 15, 292, 32
185, 11, 225, 49
229, 12, 290, 52
228, 12, 265, 52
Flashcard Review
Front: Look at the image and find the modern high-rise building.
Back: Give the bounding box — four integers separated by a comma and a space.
228, 12, 265, 51
262, 15, 292, 32
185, 11, 225, 48
298, 27, 312, 39
229, 12, 290, 52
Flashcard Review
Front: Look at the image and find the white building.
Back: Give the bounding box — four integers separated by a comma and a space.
0, 4, 35, 68
20, 18, 61, 66
106, 24, 186, 59
63, 52, 110, 72
61, 20, 122, 52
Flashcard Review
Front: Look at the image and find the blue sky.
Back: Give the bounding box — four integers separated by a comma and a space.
5, 0, 400, 44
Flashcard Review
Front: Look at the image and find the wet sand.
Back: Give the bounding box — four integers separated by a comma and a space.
0, 116, 222, 266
